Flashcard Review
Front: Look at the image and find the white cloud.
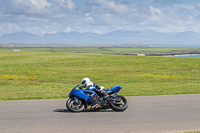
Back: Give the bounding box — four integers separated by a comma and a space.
195, 2, 200, 10
11, 0, 51, 14
154, 0, 181, 5
174, 4, 194, 10
99, 0, 127, 13
86, 0, 128, 14
0, 0, 200, 36
85, 13, 90, 17
149, 6, 162, 16
0, 23, 21, 34
66, 0, 75, 9
50, 0, 75, 9
29, 0, 51, 9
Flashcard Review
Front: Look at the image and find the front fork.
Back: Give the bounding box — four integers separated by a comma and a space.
73, 97, 77, 103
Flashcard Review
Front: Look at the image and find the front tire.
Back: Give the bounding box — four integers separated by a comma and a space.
110, 95, 128, 111
66, 98, 85, 112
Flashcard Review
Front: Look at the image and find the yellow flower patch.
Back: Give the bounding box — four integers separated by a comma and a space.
0, 74, 63, 85
137, 73, 188, 79
0, 74, 28, 80
154, 75, 186, 79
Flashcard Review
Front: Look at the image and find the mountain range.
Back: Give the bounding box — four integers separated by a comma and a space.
0, 30, 200, 47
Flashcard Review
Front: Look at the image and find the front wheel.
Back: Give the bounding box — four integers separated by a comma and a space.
66, 98, 85, 112
110, 95, 128, 112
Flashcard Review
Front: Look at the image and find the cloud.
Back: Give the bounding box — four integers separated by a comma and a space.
0, 0, 200, 36
0, 0, 76, 15
84, 1, 149, 24
25, 0, 51, 10
149, 6, 162, 16
154, 0, 181, 5
50, 0, 75, 11
0, 23, 21, 33
85, 0, 128, 15
0, 0, 79, 35
0, 0, 51, 15
195, 2, 200, 10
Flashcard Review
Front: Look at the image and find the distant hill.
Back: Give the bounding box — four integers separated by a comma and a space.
0, 30, 200, 47
0, 31, 42, 44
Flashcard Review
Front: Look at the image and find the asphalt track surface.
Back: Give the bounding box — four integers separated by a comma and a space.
0, 94, 200, 133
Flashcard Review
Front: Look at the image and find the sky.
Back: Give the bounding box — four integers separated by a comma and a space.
0, 0, 200, 36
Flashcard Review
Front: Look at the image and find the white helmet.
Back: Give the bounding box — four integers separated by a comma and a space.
81, 77, 90, 86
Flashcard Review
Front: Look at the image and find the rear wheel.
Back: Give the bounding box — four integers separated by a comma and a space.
66, 98, 85, 112
110, 95, 128, 111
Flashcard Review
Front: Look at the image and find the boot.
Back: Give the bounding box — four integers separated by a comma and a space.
101, 91, 109, 100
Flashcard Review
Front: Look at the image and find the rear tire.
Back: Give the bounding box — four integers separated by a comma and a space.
110, 95, 128, 112
66, 98, 85, 112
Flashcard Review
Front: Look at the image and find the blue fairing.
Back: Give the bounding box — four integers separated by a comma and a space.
68, 84, 95, 101
105, 85, 122, 93
68, 85, 122, 102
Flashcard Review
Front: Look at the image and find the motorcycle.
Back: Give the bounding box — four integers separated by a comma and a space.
66, 84, 128, 112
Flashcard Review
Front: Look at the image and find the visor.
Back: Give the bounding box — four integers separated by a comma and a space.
82, 80, 86, 85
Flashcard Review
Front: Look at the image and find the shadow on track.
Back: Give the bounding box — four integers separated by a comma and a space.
53, 109, 115, 113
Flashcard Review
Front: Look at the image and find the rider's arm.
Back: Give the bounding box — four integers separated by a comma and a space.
78, 84, 84, 89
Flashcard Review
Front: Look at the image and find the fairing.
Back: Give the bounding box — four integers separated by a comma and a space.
105, 85, 122, 94
68, 84, 95, 101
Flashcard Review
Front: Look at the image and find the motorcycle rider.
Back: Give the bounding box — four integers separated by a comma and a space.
80, 77, 109, 100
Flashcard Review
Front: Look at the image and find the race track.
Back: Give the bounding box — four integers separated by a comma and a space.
0, 94, 200, 133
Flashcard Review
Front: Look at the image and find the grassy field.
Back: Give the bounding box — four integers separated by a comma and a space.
0, 50, 200, 100
1, 47, 200, 55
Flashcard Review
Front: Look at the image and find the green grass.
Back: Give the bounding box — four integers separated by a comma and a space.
1, 47, 200, 55
0, 50, 200, 100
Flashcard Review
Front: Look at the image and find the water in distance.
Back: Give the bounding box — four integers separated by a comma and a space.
173, 54, 200, 58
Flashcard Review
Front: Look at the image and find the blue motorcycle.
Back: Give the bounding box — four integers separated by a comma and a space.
66, 84, 128, 112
